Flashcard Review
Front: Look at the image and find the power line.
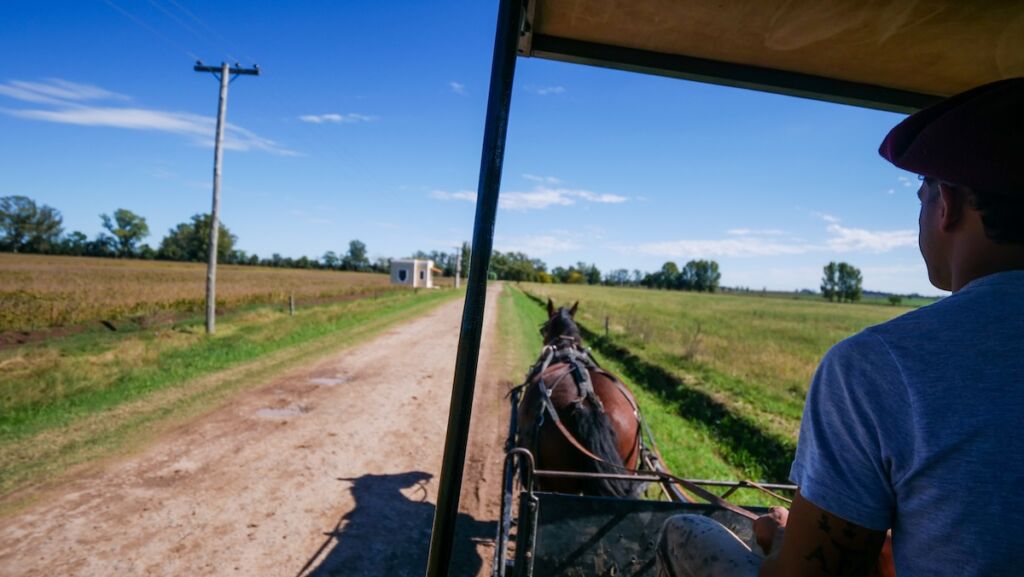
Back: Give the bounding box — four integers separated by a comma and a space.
163, 0, 258, 64
146, 0, 237, 62
100, 0, 200, 61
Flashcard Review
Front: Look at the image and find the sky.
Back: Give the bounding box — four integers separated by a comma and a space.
0, 0, 942, 295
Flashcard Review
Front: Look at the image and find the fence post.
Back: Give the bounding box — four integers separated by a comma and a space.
605, 316, 609, 337
289, 293, 295, 316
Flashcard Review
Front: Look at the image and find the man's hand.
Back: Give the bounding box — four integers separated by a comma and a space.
754, 506, 789, 554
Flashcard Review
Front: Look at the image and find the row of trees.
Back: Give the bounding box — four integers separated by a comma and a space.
6, 197, 875, 302
639, 260, 722, 292
0, 196, 426, 274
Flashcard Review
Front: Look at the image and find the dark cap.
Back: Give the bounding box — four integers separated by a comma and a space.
879, 78, 1024, 193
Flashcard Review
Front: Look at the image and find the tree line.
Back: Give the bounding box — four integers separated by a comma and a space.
4, 196, 875, 302
0, 195, 464, 275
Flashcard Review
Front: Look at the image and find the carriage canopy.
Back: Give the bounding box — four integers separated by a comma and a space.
518, 0, 1024, 112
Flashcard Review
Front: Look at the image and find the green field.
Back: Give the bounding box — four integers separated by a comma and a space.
0, 281, 459, 502
504, 282, 915, 487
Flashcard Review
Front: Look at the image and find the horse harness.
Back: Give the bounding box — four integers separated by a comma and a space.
518, 339, 643, 466
514, 339, 770, 520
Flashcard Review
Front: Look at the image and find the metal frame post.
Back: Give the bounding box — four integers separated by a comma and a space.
425, 0, 523, 574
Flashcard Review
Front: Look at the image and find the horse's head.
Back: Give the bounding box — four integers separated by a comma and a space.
541, 298, 581, 347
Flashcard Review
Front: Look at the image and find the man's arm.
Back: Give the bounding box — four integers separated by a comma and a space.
757, 491, 887, 577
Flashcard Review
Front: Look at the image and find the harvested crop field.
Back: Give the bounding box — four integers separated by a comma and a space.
0, 254, 397, 332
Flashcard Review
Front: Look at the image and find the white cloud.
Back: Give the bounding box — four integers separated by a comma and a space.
430, 182, 627, 211
449, 81, 466, 95
625, 237, 815, 259
495, 233, 582, 256
431, 189, 477, 202
529, 85, 566, 96
0, 78, 297, 156
726, 228, 786, 236
299, 112, 376, 124
522, 174, 562, 184
824, 222, 916, 252
897, 175, 916, 187
621, 214, 916, 259
0, 79, 128, 105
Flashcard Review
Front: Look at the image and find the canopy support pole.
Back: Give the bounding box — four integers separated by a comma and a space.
425, 0, 523, 574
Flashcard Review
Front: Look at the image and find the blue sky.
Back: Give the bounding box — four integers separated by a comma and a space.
0, 0, 939, 295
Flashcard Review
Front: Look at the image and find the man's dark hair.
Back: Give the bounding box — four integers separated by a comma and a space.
968, 189, 1024, 245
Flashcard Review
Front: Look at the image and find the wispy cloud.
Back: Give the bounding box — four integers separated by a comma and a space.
449, 81, 467, 95
430, 178, 628, 211
726, 228, 786, 236
897, 175, 916, 187
299, 112, 376, 124
431, 190, 477, 202
495, 232, 582, 256
620, 214, 915, 259
522, 174, 562, 184
528, 85, 566, 96
0, 78, 298, 156
824, 221, 916, 252
623, 237, 815, 259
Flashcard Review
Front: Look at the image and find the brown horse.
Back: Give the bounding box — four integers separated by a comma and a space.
516, 299, 644, 497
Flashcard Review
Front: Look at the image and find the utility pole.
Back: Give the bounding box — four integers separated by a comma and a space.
194, 61, 259, 335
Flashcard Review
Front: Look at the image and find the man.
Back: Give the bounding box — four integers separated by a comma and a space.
658, 77, 1024, 577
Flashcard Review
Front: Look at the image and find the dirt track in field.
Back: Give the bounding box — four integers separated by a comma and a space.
0, 284, 510, 577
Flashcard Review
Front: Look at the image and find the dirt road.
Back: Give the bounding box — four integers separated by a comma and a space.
0, 284, 509, 577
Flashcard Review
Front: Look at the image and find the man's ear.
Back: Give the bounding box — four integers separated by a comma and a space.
938, 182, 966, 232
547, 298, 555, 317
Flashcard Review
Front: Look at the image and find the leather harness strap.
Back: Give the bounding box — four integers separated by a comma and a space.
524, 343, 761, 522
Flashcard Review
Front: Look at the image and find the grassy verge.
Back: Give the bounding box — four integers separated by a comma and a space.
0, 288, 459, 501
520, 283, 908, 445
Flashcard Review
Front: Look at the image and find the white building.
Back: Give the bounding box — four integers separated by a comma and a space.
390, 259, 438, 288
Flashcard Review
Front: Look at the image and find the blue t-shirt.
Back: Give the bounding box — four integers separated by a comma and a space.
791, 270, 1024, 577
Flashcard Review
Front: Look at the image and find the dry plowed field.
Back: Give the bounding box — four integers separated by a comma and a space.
0, 285, 507, 577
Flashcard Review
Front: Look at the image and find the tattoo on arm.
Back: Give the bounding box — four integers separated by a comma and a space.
803, 513, 884, 577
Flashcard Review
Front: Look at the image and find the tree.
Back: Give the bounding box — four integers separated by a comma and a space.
343, 239, 369, 271
101, 208, 149, 257
0, 195, 63, 253
888, 294, 903, 306
59, 231, 89, 256
157, 213, 236, 263
686, 259, 721, 293
460, 241, 471, 280
322, 251, 339, 269
838, 262, 863, 303
821, 262, 840, 302
822, 261, 862, 303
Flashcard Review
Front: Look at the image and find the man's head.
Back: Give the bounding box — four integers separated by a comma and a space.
881, 78, 1024, 291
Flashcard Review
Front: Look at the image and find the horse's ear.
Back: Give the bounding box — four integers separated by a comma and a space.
547, 298, 555, 317
569, 301, 578, 318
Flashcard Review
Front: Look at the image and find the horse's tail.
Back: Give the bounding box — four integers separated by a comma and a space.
567, 400, 643, 497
